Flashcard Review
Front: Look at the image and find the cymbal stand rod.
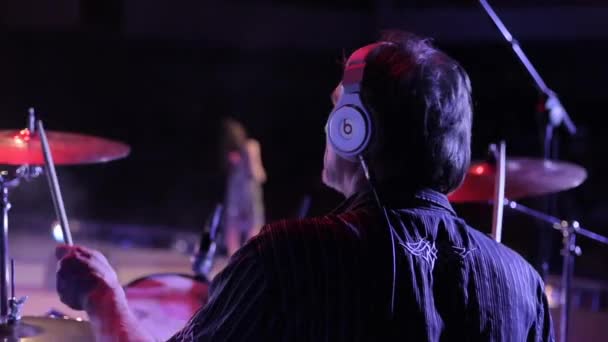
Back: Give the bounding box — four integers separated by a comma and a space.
0, 178, 9, 323
504, 199, 608, 245
560, 224, 577, 342
504, 199, 560, 227
7, 258, 26, 324
9, 260, 13, 302
28, 108, 36, 132
576, 226, 608, 246
37, 120, 73, 245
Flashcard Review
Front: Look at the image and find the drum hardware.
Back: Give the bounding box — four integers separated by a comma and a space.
7, 260, 27, 324
0, 108, 130, 340
192, 203, 223, 279
480, 1, 577, 340
502, 198, 608, 342
452, 135, 608, 342
0, 110, 73, 334
44, 309, 74, 320
456, 151, 607, 342
453, 138, 604, 342
0, 168, 36, 326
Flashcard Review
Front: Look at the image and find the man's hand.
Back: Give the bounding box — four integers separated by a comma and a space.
56, 245, 158, 342
55, 244, 122, 311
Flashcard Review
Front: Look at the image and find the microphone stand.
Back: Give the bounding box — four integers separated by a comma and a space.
192, 204, 223, 279
478, 0, 576, 137
478, 2, 579, 341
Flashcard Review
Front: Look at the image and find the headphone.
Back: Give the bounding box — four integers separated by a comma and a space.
326, 42, 389, 161
326, 42, 399, 316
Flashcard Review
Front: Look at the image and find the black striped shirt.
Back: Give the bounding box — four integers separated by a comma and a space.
170, 189, 554, 341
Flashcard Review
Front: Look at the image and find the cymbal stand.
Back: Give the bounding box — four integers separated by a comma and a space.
0, 173, 14, 324
0, 165, 42, 326
8, 260, 26, 324
0, 171, 35, 325
504, 199, 608, 341
0, 110, 74, 327
0, 110, 43, 324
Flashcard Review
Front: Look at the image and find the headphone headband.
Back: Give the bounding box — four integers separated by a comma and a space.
342, 42, 390, 94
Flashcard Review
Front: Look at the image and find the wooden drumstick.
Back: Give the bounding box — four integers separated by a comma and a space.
491, 141, 506, 243
37, 120, 73, 245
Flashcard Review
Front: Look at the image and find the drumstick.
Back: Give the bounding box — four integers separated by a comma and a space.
491, 141, 506, 243
37, 120, 73, 245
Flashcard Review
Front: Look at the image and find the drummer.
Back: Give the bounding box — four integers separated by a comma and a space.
55, 30, 553, 341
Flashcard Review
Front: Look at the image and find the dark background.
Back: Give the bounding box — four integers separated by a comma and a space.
1, 0, 607, 280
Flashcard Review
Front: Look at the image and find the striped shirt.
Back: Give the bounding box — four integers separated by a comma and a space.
169, 189, 554, 341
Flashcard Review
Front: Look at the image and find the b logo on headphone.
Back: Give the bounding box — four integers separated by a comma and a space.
326, 42, 389, 161
341, 118, 353, 138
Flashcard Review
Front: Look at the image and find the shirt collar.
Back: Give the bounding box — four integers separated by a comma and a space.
331, 187, 456, 216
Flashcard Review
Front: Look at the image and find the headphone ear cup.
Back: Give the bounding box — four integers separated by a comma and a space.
327, 104, 371, 160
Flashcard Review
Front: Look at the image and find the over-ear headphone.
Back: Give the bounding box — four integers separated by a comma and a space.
326, 42, 389, 161
326, 42, 399, 317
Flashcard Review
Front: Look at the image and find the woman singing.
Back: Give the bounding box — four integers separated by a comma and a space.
221, 118, 266, 257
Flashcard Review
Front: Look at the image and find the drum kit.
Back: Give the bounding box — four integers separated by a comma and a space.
0, 101, 606, 342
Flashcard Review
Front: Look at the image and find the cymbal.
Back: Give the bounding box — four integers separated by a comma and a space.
0, 129, 130, 165
0, 316, 93, 341
448, 157, 587, 203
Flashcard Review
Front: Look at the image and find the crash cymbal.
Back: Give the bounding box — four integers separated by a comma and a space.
448, 157, 587, 203
0, 316, 93, 341
0, 129, 130, 165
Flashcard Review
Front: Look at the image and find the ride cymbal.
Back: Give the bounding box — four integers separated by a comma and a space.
0, 129, 130, 165
448, 158, 587, 203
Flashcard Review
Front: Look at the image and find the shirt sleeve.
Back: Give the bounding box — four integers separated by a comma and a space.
531, 278, 556, 342
167, 238, 271, 341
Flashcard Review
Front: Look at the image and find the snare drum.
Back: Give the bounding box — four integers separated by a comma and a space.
124, 273, 209, 341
